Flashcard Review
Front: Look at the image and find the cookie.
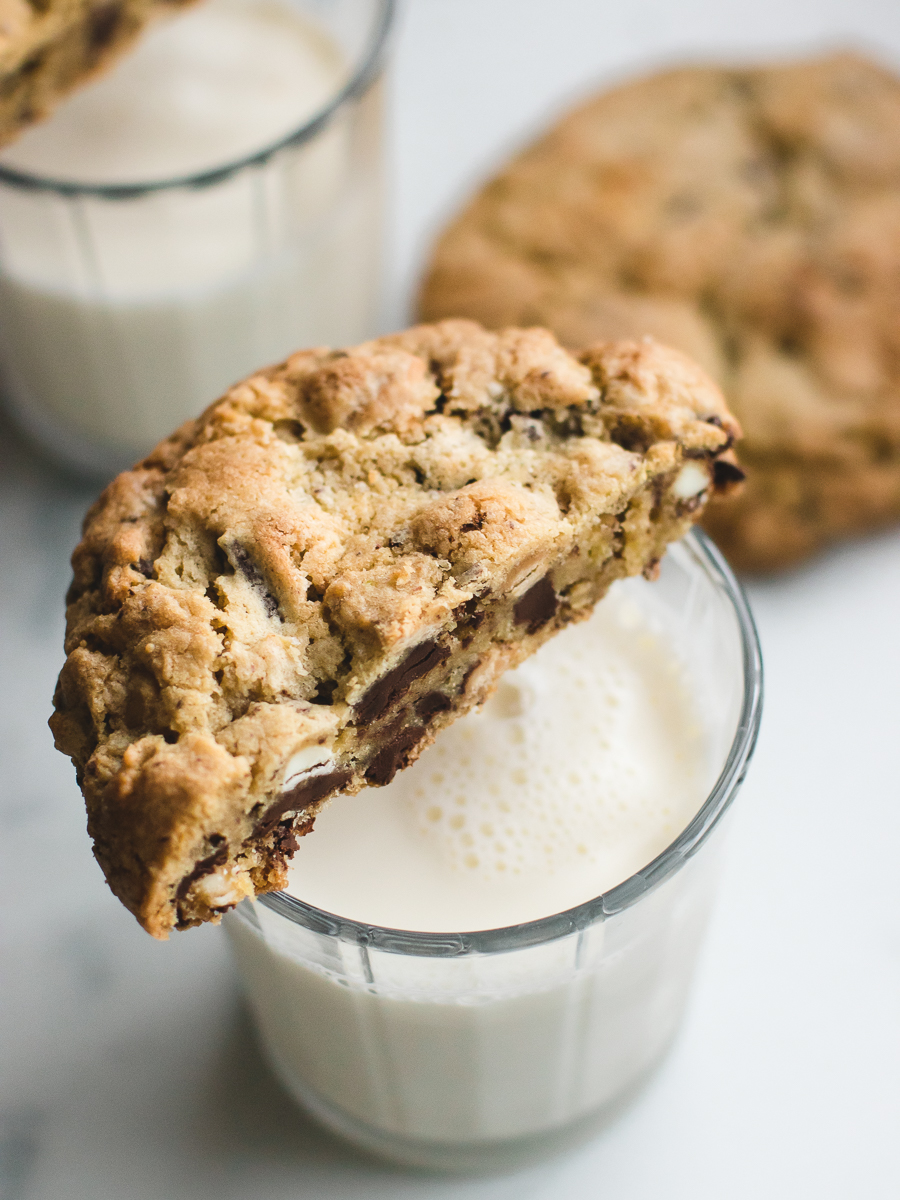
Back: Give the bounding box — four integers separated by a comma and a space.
50, 320, 740, 938
418, 52, 900, 571
0, 0, 195, 148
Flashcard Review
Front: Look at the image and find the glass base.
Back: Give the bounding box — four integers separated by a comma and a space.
263, 1039, 675, 1174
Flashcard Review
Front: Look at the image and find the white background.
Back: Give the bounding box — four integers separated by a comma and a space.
2, 1, 900, 1196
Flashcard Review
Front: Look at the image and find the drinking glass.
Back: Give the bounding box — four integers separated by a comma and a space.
225, 530, 763, 1171
0, 0, 394, 476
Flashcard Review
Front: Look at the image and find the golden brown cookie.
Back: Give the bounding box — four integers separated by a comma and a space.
50, 320, 740, 938
418, 52, 900, 571
0, 0, 195, 148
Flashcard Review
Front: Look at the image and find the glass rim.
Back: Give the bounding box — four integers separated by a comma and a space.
255, 529, 763, 958
0, 0, 395, 199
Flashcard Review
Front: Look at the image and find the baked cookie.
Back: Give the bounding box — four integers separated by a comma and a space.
0, 0, 195, 148
50, 320, 740, 938
418, 52, 900, 571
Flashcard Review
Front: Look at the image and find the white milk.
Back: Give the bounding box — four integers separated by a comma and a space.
0, 1, 344, 184
286, 595, 708, 931
0, 0, 383, 472
226, 547, 755, 1168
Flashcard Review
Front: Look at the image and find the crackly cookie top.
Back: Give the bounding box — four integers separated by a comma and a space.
418, 53, 900, 566
54, 319, 735, 781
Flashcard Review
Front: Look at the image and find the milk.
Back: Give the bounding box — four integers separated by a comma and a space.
0, 1, 345, 184
226, 540, 759, 1169
0, 0, 384, 473
285, 595, 708, 931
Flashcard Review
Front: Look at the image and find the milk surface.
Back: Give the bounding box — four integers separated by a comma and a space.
0, 0, 383, 470
287, 594, 708, 931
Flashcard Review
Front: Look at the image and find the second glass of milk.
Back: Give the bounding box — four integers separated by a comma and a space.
0, 0, 392, 476
226, 532, 763, 1171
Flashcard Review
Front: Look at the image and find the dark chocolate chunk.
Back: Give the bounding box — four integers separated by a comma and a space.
356, 639, 451, 725
459, 612, 486, 647
607, 415, 651, 454
271, 814, 315, 870
458, 513, 485, 533
273, 821, 300, 858
416, 691, 452, 721
272, 419, 305, 443
365, 725, 426, 787
454, 597, 487, 629
453, 596, 487, 646
713, 459, 746, 488
252, 769, 352, 840
225, 542, 280, 619
514, 576, 558, 633
176, 845, 228, 901
88, 3, 123, 50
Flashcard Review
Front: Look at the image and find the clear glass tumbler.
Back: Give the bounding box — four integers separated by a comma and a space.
225, 531, 763, 1171
0, 0, 393, 477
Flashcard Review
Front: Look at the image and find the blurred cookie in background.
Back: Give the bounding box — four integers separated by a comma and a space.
418, 52, 900, 571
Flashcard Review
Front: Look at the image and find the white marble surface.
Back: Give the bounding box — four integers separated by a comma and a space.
2, 0, 900, 1196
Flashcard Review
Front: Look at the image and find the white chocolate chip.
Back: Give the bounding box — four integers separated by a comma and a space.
672, 462, 709, 499
283, 745, 335, 792
195, 866, 253, 909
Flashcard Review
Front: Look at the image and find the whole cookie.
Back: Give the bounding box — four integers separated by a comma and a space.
418, 52, 900, 571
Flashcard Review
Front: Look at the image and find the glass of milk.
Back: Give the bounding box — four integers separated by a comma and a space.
0, 0, 393, 476
225, 531, 763, 1171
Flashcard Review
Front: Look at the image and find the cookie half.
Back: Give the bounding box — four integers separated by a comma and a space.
0, 0, 195, 149
50, 320, 740, 937
418, 53, 900, 571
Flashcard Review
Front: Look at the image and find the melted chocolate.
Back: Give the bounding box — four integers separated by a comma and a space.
416, 691, 452, 721
176, 844, 228, 901
226, 542, 280, 618
273, 821, 300, 858
453, 597, 487, 646
356, 639, 451, 725
88, 3, 122, 50
365, 725, 425, 786
252, 769, 352, 840
513, 576, 558, 633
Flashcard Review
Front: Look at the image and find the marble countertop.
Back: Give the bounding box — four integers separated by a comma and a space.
2, 1, 900, 1196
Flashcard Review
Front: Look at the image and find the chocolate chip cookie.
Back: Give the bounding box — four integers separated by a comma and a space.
0, 0, 195, 148
50, 320, 740, 937
418, 52, 900, 571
